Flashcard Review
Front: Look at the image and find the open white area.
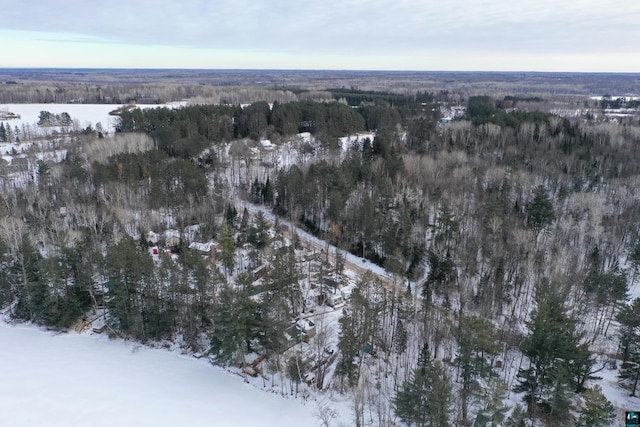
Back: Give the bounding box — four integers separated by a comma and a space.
0, 102, 186, 136
0, 103, 120, 132
0, 322, 320, 427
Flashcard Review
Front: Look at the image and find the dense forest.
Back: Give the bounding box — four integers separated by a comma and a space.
1, 88, 640, 426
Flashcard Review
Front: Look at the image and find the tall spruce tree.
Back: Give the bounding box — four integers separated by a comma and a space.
526, 185, 555, 234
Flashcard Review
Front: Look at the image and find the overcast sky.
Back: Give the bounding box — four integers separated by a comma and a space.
1, 0, 638, 72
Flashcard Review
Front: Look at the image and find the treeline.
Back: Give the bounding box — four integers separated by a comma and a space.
116, 99, 412, 155
599, 96, 640, 109
0, 82, 300, 105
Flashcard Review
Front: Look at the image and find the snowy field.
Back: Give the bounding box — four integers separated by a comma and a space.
0, 322, 321, 427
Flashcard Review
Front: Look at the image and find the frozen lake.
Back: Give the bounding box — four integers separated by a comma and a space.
0, 322, 320, 427
0, 102, 186, 136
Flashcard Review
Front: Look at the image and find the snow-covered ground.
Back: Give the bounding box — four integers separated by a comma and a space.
0, 102, 186, 135
599, 363, 640, 424
0, 321, 322, 427
1, 103, 121, 133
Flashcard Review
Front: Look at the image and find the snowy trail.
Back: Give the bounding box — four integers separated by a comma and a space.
241, 201, 404, 293
0, 322, 320, 427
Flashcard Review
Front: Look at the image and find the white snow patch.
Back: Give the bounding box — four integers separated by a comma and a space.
0, 102, 186, 136
0, 322, 322, 427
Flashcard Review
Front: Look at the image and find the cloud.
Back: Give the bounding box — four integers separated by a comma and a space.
2, 0, 639, 70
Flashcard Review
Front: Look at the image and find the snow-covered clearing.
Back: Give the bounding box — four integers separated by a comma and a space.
598, 363, 640, 421
0, 321, 322, 427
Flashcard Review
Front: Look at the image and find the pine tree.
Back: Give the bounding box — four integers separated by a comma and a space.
578, 385, 615, 427
456, 315, 499, 423
209, 278, 257, 366
393, 358, 453, 427
514, 279, 594, 423
617, 298, 640, 396
12, 234, 47, 322
105, 236, 154, 339
257, 284, 290, 360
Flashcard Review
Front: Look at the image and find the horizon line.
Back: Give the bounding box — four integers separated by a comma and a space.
0, 67, 638, 75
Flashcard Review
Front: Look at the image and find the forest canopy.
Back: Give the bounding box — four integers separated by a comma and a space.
0, 85, 639, 426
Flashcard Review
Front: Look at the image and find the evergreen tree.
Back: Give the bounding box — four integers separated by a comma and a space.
337, 309, 359, 390
433, 201, 459, 249
209, 277, 257, 366
584, 270, 628, 338
0, 237, 11, 308
630, 240, 640, 271
105, 236, 154, 339
577, 385, 615, 427
526, 185, 555, 233
394, 319, 408, 355
456, 316, 499, 423
224, 203, 237, 227
262, 177, 273, 205
474, 377, 509, 427
5, 124, 14, 144
617, 298, 640, 396
393, 358, 453, 427
219, 222, 236, 276
268, 245, 300, 317
502, 404, 527, 427
514, 279, 594, 423
253, 211, 271, 249
35, 247, 92, 329
12, 234, 47, 322
336, 273, 384, 391
256, 291, 289, 359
